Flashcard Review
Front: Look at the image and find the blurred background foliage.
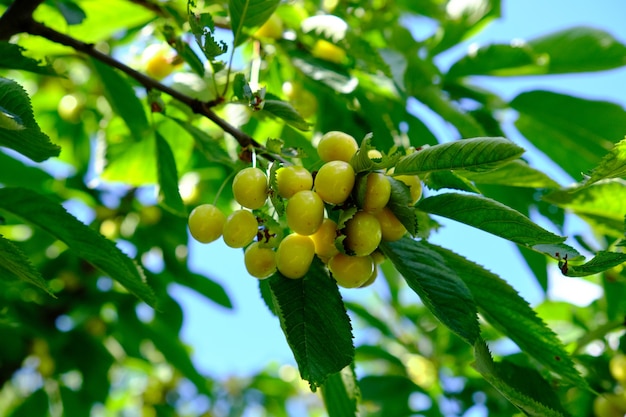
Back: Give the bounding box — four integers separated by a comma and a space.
1, 0, 626, 416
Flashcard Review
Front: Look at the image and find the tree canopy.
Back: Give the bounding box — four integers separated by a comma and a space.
1, 0, 626, 416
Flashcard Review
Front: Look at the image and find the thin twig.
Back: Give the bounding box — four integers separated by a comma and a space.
25, 20, 264, 149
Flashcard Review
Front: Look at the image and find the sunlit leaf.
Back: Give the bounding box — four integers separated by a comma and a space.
474, 341, 569, 417
544, 179, 626, 236
0, 235, 53, 296
386, 177, 418, 236
380, 237, 480, 345
511, 91, 626, 180
423, 170, 481, 193
418, 193, 565, 247
55, 0, 87, 25
427, 242, 587, 388
261, 100, 311, 131
393, 137, 524, 175
0, 187, 156, 307
269, 259, 354, 389
0, 78, 60, 162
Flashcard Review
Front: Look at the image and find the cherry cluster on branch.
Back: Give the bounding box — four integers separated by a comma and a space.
0, 0, 270, 156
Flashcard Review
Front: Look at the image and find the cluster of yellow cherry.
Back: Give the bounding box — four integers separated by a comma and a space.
187, 131, 421, 288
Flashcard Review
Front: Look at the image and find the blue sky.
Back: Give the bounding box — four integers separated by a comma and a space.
174, 0, 626, 380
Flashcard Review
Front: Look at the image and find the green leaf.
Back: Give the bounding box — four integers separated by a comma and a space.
91, 59, 150, 142
268, 258, 354, 389
0, 187, 156, 307
170, 118, 233, 167
345, 301, 395, 339
423, 170, 481, 193
358, 375, 421, 417
473, 341, 569, 417
528, 26, 626, 74
0, 235, 54, 296
0, 78, 60, 162
101, 135, 157, 185
0, 42, 56, 75
462, 160, 561, 189
393, 137, 524, 175
562, 251, 626, 277
8, 388, 49, 417
583, 137, 626, 187
349, 134, 401, 174
511, 91, 626, 180
155, 132, 186, 217
417, 193, 565, 247
321, 366, 360, 417
0, 151, 54, 191
163, 268, 232, 309
187, 8, 228, 60
386, 177, 418, 236
447, 27, 626, 78
447, 43, 547, 78
543, 180, 626, 236
228, 0, 280, 45
261, 100, 311, 131
426, 242, 587, 388
380, 238, 480, 345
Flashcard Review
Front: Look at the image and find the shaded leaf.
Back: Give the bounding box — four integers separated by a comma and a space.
229, 0, 280, 45
165, 269, 232, 309
426, 242, 587, 388
380, 238, 480, 345
0, 235, 53, 296
0, 78, 60, 162
321, 366, 359, 417
473, 341, 568, 417
155, 132, 186, 217
269, 259, 354, 389
511, 91, 626, 180
91, 59, 149, 142
0, 42, 56, 75
359, 375, 421, 417
55, 0, 87, 25
417, 193, 565, 247
393, 137, 524, 175
386, 177, 418, 236
0, 187, 156, 307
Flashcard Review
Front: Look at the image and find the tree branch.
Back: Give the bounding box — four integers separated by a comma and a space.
0, 0, 281, 161
24, 20, 266, 152
0, 0, 45, 40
